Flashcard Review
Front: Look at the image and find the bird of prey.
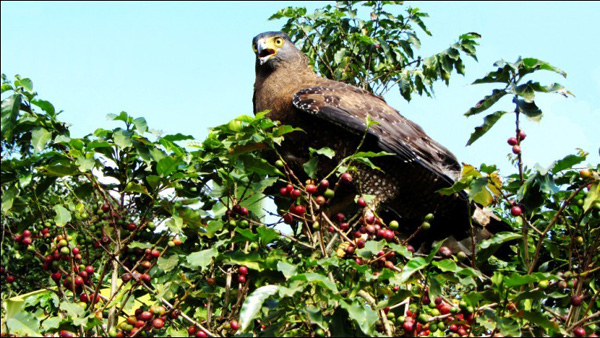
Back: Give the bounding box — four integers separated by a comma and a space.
252, 31, 502, 250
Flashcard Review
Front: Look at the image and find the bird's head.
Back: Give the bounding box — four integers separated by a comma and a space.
252, 31, 305, 70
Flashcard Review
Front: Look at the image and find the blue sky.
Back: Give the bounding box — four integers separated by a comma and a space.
2, 2, 599, 175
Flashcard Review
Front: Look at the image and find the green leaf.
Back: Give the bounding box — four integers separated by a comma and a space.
157, 254, 179, 272
157, 156, 181, 177
239, 285, 279, 333
476, 232, 522, 264
123, 182, 148, 195
504, 272, 557, 288
6, 311, 40, 336
43, 164, 78, 177
520, 58, 566, 77
309, 146, 335, 159
15, 77, 33, 91
339, 299, 378, 335
41, 317, 61, 331
520, 310, 557, 332
397, 257, 428, 283
465, 89, 507, 116
1, 186, 19, 213
277, 261, 297, 279
60, 302, 84, 318
166, 215, 183, 233
53, 205, 71, 227
234, 227, 258, 241
356, 239, 385, 259
303, 156, 319, 178
256, 226, 280, 244
133, 117, 147, 133
221, 251, 263, 271
514, 97, 542, 122
466, 111, 509, 146
32, 99, 56, 116
1, 94, 21, 141
583, 182, 599, 212
549, 154, 586, 174
186, 247, 218, 270
113, 129, 133, 149
432, 259, 458, 272
472, 63, 512, 85
76, 157, 95, 172
334, 48, 347, 64
289, 273, 337, 293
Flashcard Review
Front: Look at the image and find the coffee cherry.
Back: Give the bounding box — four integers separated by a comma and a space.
60, 330, 75, 338
280, 187, 289, 196
283, 213, 293, 224
72, 247, 80, 255
127, 223, 137, 231
238, 266, 249, 275
357, 196, 367, 207
122, 273, 132, 282
339, 222, 349, 231
439, 246, 452, 258
319, 179, 330, 190
6, 275, 15, 283
294, 204, 306, 215
345, 245, 355, 255
406, 245, 415, 253
518, 130, 527, 140
315, 195, 326, 205
570, 295, 582, 306
388, 220, 399, 230
324, 189, 335, 198
196, 330, 207, 338
383, 229, 395, 241
421, 221, 431, 230
306, 184, 318, 194
290, 189, 302, 199
22, 237, 32, 245
151, 250, 161, 258
52, 272, 62, 281
403, 321, 414, 332
230, 320, 240, 331
573, 327, 586, 337
23, 230, 32, 237
141, 273, 151, 283
507, 137, 518, 146
512, 145, 521, 154
152, 318, 164, 329
510, 205, 522, 217
340, 172, 353, 184
140, 311, 153, 321
173, 238, 182, 246
238, 275, 246, 283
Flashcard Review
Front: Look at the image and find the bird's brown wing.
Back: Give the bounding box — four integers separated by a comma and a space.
292, 82, 462, 185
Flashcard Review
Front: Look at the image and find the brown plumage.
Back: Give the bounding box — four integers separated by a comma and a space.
252, 31, 499, 248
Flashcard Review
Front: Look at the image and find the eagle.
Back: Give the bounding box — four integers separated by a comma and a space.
252, 31, 503, 251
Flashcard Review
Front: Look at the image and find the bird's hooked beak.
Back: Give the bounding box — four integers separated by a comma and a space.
256, 38, 278, 65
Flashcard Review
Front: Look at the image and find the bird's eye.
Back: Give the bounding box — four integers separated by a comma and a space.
252, 44, 258, 53
274, 37, 284, 47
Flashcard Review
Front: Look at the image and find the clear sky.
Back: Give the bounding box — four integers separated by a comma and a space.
2, 1, 599, 175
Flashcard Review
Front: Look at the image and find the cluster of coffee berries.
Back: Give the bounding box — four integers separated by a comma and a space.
507, 129, 526, 155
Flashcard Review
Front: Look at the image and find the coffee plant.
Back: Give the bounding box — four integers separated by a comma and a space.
1, 2, 598, 337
